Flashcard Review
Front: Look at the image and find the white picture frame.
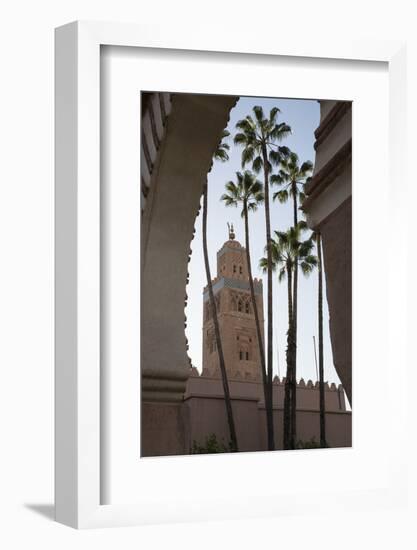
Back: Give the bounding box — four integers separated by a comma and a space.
55, 21, 407, 529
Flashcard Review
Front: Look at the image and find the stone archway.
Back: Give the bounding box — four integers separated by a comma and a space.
140, 93, 237, 456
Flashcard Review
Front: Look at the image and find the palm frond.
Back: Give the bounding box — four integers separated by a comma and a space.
278, 266, 287, 282
259, 256, 268, 273
269, 149, 281, 166
298, 240, 314, 257
220, 194, 239, 208
297, 220, 308, 232
241, 146, 255, 167
300, 160, 314, 175
269, 106, 281, 124
255, 190, 265, 202
300, 261, 313, 276
270, 122, 291, 141
253, 105, 264, 124
252, 155, 263, 173
224, 180, 239, 195
235, 117, 255, 134
213, 129, 231, 162
288, 151, 299, 165
274, 230, 289, 244
214, 148, 229, 162
254, 191, 264, 204
273, 189, 289, 203
270, 174, 284, 185
251, 184, 264, 198
234, 132, 249, 145
235, 171, 244, 185
278, 145, 291, 158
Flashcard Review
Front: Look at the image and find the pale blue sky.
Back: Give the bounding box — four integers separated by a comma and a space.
185, 96, 342, 387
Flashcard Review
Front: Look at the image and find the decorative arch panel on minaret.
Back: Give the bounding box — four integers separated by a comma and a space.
202, 226, 264, 381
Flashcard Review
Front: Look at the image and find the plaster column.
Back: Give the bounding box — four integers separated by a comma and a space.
302, 100, 352, 406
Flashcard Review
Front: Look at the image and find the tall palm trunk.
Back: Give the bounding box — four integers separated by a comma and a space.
261, 145, 275, 450
317, 232, 326, 447
289, 277, 298, 449
202, 184, 238, 451
290, 182, 298, 448
243, 200, 269, 424
283, 261, 293, 449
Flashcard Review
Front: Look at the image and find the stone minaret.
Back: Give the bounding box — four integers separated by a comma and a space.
202, 225, 264, 381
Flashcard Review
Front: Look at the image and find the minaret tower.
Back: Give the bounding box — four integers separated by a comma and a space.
202, 225, 264, 380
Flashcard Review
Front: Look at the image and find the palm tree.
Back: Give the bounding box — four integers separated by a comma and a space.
220, 170, 268, 411
271, 152, 313, 227
271, 152, 313, 444
234, 106, 291, 450
309, 229, 327, 447
202, 129, 238, 451
214, 129, 232, 162
316, 231, 326, 447
260, 222, 317, 449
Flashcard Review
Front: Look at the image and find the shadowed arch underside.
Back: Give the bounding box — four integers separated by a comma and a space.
141, 93, 237, 456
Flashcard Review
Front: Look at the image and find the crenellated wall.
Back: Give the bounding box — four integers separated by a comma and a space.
181, 369, 351, 453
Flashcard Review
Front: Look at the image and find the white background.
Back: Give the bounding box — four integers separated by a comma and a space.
1, 0, 416, 548
103, 47, 392, 509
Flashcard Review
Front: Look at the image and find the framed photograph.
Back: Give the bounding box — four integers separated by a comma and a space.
55, 21, 407, 528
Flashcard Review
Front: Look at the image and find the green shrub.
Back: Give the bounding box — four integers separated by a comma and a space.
296, 437, 323, 449
191, 433, 234, 454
